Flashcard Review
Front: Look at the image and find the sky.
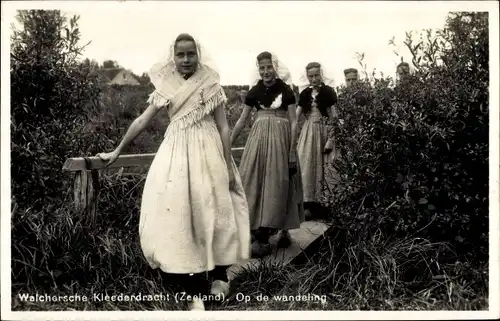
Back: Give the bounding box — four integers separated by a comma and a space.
2, 1, 484, 85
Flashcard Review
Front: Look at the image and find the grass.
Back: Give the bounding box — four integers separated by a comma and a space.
11, 170, 488, 311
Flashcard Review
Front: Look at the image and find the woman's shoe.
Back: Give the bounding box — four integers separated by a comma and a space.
210, 280, 230, 297
188, 297, 205, 311
251, 241, 272, 258
277, 230, 292, 248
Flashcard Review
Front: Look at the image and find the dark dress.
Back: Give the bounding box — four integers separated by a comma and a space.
239, 79, 305, 234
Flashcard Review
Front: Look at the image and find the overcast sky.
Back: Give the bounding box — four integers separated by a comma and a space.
3, 1, 496, 85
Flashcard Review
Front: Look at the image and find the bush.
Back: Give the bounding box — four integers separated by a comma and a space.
10, 10, 101, 210
294, 14, 490, 310
322, 12, 488, 265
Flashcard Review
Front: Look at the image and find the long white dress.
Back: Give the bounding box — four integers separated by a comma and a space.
138, 70, 250, 274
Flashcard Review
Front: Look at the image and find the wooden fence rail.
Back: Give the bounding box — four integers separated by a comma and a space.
62, 147, 245, 226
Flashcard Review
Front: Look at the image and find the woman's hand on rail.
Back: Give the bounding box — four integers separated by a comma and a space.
96, 150, 120, 167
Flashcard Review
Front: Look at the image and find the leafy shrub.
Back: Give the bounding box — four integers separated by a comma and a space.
10, 10, 101, 210
322, 12, 489, 263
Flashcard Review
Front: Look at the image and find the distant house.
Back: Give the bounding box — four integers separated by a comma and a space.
97, 68, 140, 86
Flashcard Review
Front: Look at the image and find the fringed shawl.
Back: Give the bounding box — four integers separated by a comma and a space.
147, 65, 227, 133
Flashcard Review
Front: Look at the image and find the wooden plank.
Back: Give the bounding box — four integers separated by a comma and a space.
73, 170, 100, 226
289, 222, 335, 266
86, 170, 99, 226
73, 171, 86, 210
227, 220, 330, 280
62, 147, 245, 171
63, 153, 155, 171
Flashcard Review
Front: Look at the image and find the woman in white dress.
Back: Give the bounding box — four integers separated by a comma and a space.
97, 33, 250, 311
296, 62, 338, 220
